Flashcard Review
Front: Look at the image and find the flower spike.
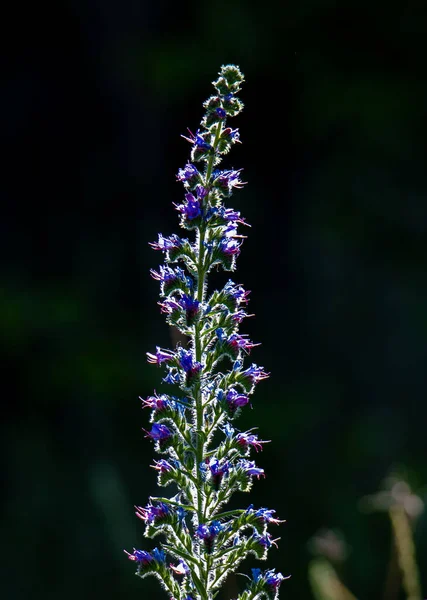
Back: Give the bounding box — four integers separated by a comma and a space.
125, 65, 287, 600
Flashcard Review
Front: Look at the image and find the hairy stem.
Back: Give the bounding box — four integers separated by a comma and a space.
193, 123, 223, 599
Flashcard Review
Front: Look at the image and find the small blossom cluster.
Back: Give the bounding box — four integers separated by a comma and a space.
125, 65, 288, 600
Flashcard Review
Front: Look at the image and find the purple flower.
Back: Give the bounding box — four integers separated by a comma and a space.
221, 207, 248, 224
151, 459, 173, 473
253, 532, 279, 549
253, 507, 284, 525
179, 294, 200, 321
124, 549, 154, 564
175, 192, 202, 220
231, 309, 251, 323
240, 363, 270, 383
158, 297, 181, 315
206, 457, 230, 490
135, 502, 170, 524
219, 237, 241, 256
223, 280, 250, 305
140, 393, 170, 411
176, 163, 200, 183
238, 459, 265, 479
149, 233, 183, 252
213, 169, 246, 193
196, 184, 209, 199
150, 265, 185, 284
207, 457, 230, 476
150, 266, 170, 283
225, 388, 249, 412
236, 431, 269, 452
265, 569, 287, 590
146, 347, 175, 366
216, 107, 226, 118
227, 333, 260, 354
144, 423, 173, 442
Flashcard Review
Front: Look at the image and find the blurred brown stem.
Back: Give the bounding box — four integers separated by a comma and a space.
388, 505, 422, 600
383, 535, 400, 600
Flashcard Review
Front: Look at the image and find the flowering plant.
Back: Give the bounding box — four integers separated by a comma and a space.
125, 65, 288, 600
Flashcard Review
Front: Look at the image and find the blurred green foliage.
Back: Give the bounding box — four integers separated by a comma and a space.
2, 0, 426, 599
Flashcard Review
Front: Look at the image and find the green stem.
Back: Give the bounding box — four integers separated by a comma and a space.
151, 497, 196, 511
193, 123, 223, 600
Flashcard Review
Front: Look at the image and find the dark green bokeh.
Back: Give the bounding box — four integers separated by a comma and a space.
3, 1, 427, 598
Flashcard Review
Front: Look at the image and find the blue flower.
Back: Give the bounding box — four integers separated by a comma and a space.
144, 423, 173, 442
221, 422, 235, 437
196, 520, 223, 541
176, 506, 187, 524
223, 280, 250, 305
175, 192, 202, 220
221, 127, 241, 144
176, 162, 200, 183
181, 128, 212, 150
162, 368, 180, 385
265, 569, 287, 590
254, 507, 284, 525
178, 348, 202, 374
238, 459, 265, 479
179, 294, 200, 321
151, 547, 166, 563
150, 265, 190, 296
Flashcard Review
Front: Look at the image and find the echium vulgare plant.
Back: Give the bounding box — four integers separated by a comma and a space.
125, 65, 289, 600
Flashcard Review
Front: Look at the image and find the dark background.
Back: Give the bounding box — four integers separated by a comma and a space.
2, 0, 427, 598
